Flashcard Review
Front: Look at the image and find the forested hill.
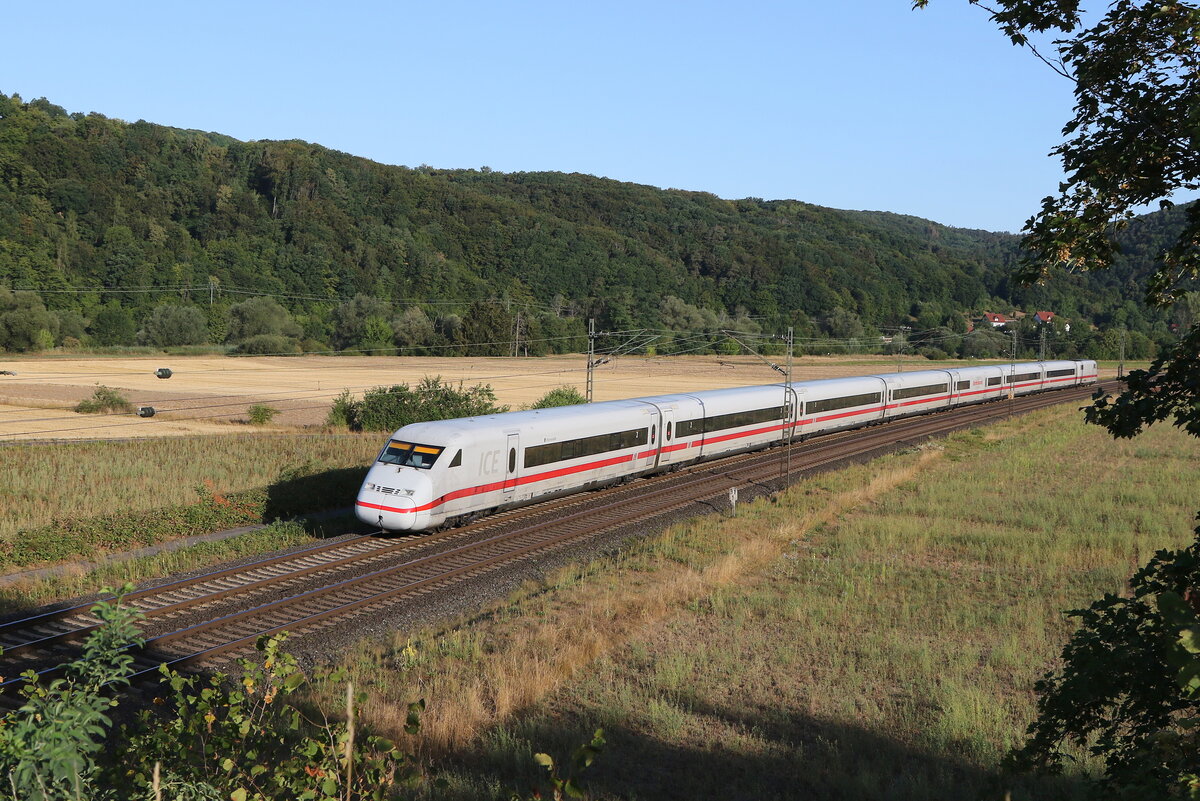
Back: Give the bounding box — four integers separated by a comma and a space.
0, 92, 1179, 356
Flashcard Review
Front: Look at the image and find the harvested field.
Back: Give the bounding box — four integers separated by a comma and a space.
0, 354, 1119, 441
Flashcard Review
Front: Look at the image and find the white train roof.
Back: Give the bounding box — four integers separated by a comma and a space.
390, 360, 1094, 440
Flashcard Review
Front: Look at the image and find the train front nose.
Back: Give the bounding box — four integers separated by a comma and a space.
355, 468, 432, 531
356, 494, 416, 531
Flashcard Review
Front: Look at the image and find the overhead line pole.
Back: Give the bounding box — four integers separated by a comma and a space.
785, 326, 794, 486
586, 319, 595, 403
1009, 329, 1017, 417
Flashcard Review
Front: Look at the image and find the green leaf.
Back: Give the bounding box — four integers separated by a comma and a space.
231, 789, 248, 801
533, 752, 554, 769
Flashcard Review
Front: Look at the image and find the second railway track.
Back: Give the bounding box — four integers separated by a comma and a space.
0, 382, 1111, 694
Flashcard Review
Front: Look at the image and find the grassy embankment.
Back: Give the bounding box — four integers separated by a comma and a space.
0, 433, 381, 605
326, 404, 1198, 800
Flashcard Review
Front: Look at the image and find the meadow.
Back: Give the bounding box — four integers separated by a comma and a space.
326, 404, 1199, 800
0, 433, 381, 545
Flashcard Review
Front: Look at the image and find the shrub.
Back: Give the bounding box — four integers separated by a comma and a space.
529, 386, 588, 409
247, 404, 279, 425
75, 385, 133, 414
329, 376, 507, 432
121, 634, 421, 801
232, 334, 302, 355
0, 588, 143, 801
327, 390, 353, 428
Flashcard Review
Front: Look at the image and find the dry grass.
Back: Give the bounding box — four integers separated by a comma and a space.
0, 354, 1126, 439
334, 446, 948, 752
0, 433, 381, 546
324, 405, 1198, 799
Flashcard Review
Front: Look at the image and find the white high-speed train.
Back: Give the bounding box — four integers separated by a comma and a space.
355, 359, 1098, 532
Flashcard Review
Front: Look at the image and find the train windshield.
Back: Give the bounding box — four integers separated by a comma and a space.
379, 440, 444, 469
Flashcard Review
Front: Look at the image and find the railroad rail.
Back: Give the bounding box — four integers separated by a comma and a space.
0, 382, 1111, 695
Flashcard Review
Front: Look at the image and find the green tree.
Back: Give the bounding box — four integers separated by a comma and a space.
137, 304, 209, 347
459, 301, 514, 356
913, 1, 1200, 795
225, 296, 301, 344
332, 294, 392, 351
0, 289, 59, 352
392, 306, 436, 353
89, 304, 136, 347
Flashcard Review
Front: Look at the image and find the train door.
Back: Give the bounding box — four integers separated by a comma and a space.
783, 390, 798, 444
659, 407, 676, 465
645, 411, 660, 469
502, 433, 519, 497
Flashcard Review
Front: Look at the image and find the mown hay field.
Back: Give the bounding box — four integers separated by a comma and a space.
0, 353, 1121, 440
331, 404, 1197, 800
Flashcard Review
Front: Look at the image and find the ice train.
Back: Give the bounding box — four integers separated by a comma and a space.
354, 360, 1098, 532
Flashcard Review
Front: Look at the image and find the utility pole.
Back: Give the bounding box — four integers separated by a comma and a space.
208, 276, 216, 306
1119, 328, 1126, 379
586, 318, 596, 403
511, 312, 522, 358
896, 326, 910, 372
784, 326, 794, 485
1009, 329, 1018, 415
1039, 325, 1046, 361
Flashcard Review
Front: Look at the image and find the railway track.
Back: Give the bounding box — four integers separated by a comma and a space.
0, 382, 1111, 696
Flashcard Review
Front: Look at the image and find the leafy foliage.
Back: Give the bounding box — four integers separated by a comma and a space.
528, 386, 588, 409
0, 587, 143, 801
332, 376, 507, 432
1086, 323, 1200, 439
0, 91, 1186, 356
914, 1, 1200, 796
74, 384, 133, 414
1006, 531, 1200, 797
506, 729, 606, 801
246, 404, 279, 425
122, 634, 421, 801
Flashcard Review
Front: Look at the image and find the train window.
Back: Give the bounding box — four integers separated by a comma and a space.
987, 376, 1001, 386
650, 425, 656, 445
449, 450, 461, 468
379, 440, 444, 469
892, 383, 948, 401
806, 392, 882, 415
1046, 368, 1075, 377
956, 380, 970, 391
676, 419, 701, 437
524, 427, 649, 469
508, 448, 516, 473
1005, 372, 1041, 384
703, 405, 787, 434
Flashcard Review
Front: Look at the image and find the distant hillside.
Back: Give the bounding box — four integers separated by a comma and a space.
0, 92, 1180, 357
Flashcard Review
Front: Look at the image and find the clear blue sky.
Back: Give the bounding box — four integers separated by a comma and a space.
3, 0, 1084, 233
